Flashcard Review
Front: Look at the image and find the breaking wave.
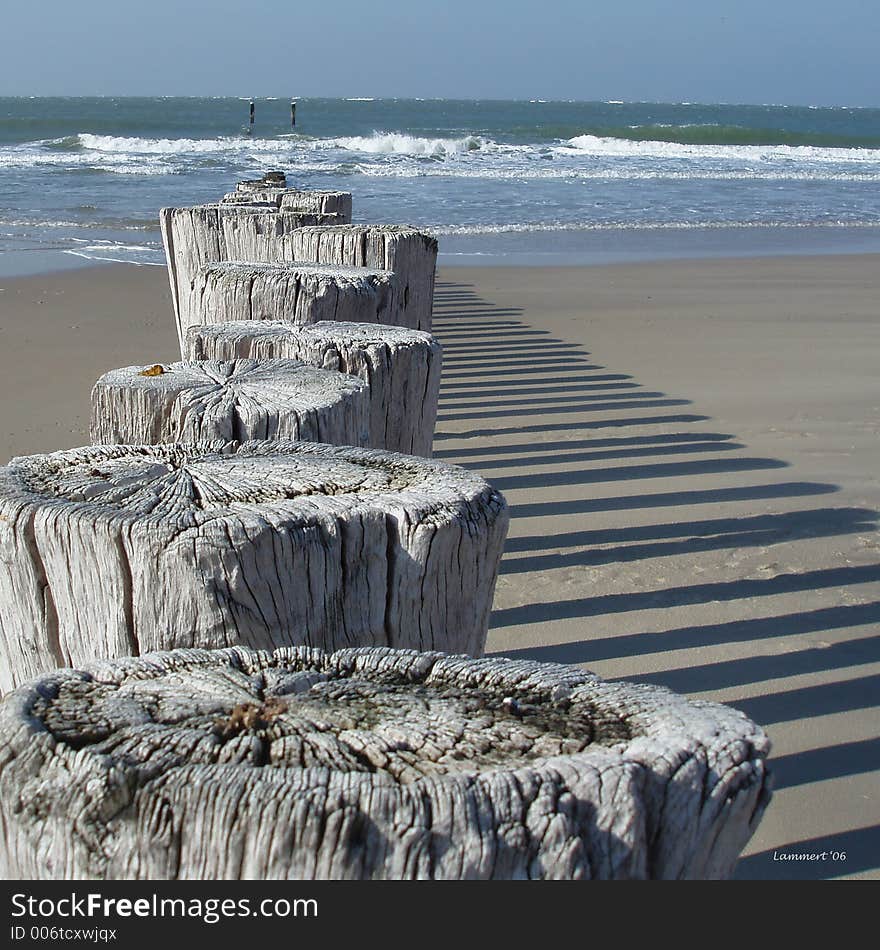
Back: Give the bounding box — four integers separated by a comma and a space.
324, 132, 487, 156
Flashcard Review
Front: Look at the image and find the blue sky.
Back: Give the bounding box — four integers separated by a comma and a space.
1, 0, 876, 106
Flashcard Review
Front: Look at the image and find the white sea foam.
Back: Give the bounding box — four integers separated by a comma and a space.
324, 132, 486, 156
77, 133, 270, 154
63, 249, 165, 265
63, 239, 165, 266
4, 126, 880, 185
431, 220, 880, 235
0, 216, 155, 231
351, 161, 880, 182
562, 133, 880, 164
69, 240, 158, 252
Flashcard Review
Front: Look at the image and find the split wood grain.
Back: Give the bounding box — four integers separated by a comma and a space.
90, 359, 371, 447
273, 224, 437, 333
234, 171, 288, 191
160, 208, 437, 340
0, 441, 508, 691
178, 261, 398, 352
0, 645, 772, 880
221, 188, 353, 220
186, 321, 440, 456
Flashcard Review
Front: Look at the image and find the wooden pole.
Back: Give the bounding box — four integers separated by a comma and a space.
179, 261, 399, 349
90, 358, 372, 447
0, 646, 772, 879
159, 211, 438, 340
0, 440, 509, 689
186, 320, 442, 457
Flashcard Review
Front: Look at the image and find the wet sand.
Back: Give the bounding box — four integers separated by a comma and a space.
1, 255, 878, 879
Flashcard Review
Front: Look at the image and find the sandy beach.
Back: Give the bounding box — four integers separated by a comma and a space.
0, 255, 877, 879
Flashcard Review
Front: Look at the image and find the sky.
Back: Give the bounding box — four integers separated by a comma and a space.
1, 0, 877, 106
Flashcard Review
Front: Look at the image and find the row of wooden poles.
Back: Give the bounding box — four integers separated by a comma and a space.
0, 171, 509, 691
0, 173, 772, 879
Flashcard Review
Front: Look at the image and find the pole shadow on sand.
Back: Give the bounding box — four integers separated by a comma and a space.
431, 278, 880, 881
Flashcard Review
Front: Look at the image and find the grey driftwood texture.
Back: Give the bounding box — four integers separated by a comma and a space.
271, 225, 438, 333
186, 320, 441, 456
222, 188, 353, 220
223, 173, 353, 219
233, 171, 288, 192
0, 441, 508, 692
217, 193, 282, 208
89, 359, 370, 447
161, 205, 344, 343
279, 191, 353, 218
178, 261, 398, 351
160, 208, 438, 339
0, 645, 772, 879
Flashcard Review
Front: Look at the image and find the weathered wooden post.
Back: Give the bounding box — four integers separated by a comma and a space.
273, 225, 437, 332
0, 646, 772, 879
90, 359, 371, 447
0, 441, 508, 691
160, 211, 437, 339
220, 180, 353, 220
176, 261, 399, 351
234, 172, 287, 196
278, 191, 353, 219
187, 320, 441, 456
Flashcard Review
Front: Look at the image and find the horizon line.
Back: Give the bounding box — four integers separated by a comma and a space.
1, 95, 878, 111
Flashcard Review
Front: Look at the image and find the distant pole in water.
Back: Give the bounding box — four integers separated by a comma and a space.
249, 100, 255, 127
291, 100, 296, 127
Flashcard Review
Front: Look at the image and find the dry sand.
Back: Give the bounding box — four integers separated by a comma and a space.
0, 255, 878, 880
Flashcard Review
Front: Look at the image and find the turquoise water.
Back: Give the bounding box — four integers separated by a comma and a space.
3, 96, 880, 274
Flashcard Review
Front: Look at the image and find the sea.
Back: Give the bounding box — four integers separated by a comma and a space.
3, 96, 880, 276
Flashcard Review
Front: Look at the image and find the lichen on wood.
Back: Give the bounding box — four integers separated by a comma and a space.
0, 646, 772, 879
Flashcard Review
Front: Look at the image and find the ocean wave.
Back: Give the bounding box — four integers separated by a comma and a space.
58, 129, 880, 166
0, 154, 168, 175
323, 132, 487, 157
0, 216, 157, 231
571, 123, 880, 149
4, 128, 880, 183
76, 133, 275, 154
0, 143, 178, 176
45, 135, 83, 151
352, 162, 880, 182
5, 127, 880, 177
562, 133, 880, 164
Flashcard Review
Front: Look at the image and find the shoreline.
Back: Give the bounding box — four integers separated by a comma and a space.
1, 254, 878, 880
5, 222, 880, 278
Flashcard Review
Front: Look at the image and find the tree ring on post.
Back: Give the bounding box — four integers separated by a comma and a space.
0, 441, 508, 690
185, 321, 441, 456
0, 646, 772, 880
90, 358, 371, 447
